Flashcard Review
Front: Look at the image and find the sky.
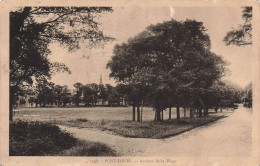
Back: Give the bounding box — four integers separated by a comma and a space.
48, 6, 252, 89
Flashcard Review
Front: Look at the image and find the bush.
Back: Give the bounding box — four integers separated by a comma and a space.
10, 120, 76, 156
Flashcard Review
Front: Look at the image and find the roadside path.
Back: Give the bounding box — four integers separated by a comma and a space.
59, 106, 252, 156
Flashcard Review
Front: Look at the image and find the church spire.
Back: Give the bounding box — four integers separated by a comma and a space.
99, 74, 103, 85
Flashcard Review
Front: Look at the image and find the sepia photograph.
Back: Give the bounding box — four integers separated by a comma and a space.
1, 0, 259, 165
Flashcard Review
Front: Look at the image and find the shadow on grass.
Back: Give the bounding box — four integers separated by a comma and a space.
9, 120, 117, 156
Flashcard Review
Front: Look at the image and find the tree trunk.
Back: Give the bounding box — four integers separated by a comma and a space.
221, 108, 223, 112
9, 100, 13, 121
190, 108, 194, 118
137, 102, 140, 122
199, 108, 202, 117
215, 107, 218, 113
154, 108, 157, 121
177, 106, 180, 121
162, 110, 164, 121
184, 107, 187, 117
156, 108, 161, 121
169, 107, 172, 120
132, 103, 136, 121
204, 107, 208, 116
141, 100, 143, 122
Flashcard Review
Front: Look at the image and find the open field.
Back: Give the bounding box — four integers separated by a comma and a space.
13, 106, 230, 122
13, 106, 231, 139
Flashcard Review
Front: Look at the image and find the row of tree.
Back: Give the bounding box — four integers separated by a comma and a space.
72, 82, 126, 107
16, 80, 128, 108
107, 19, 244, 122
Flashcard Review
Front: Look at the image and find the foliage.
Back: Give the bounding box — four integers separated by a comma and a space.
10, 120, 117, 156
61, 85, 72, 106
18, 80, 126, 107
224, 7, 252, 46
208, 80, 243, 110
73, 82, 84, 106
10, 7, 114, 120
36, 80, 56, 107
34, 80, 73, 107
243, 82, 252, 108
10, 120, 76, 155
98, 84, 108, 105
106, 84, 121, 106
107, 19, 227, 121
82, 84, 99, 106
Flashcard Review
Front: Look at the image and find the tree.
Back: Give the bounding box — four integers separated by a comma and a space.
9, 7, 114, 120
98, 84, 108, 106
107, 32, 156, 121
105, 84, 119, 107
115, 84, 128, 106
61, 85, 72, 106
108, 19, 226, 122
89, 83, 99, 106
54, 85, 63, 106
36, 80, 56, 107
208, 80, 243, 112
108, 20, 224, 121
73, 82, 83, 106
243, 82, 252, 108
81, 84, 91, 106
224, 7, 252, 46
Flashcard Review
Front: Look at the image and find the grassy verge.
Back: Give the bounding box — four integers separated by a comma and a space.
54, 115, 227, 139
10, 120, 117, 156
59, 139, 116, 156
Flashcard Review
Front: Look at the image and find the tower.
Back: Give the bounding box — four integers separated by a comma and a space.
99, 74, 103, 85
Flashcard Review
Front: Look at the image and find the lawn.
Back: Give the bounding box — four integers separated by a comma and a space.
13, 106, 192, 122
54, 115, 227, 139
13, 107, 230, 139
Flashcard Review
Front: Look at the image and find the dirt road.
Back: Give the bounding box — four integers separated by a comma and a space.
59, 105, 252, 157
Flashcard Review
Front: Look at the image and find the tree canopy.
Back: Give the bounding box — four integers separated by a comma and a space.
10, 7, 114, 120
107, 19, 227, 121
224, 7, 252, 46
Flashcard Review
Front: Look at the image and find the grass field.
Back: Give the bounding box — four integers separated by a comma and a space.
55, 115, 227, 139
14, 106, 196, 122
13, 106, 230, 139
